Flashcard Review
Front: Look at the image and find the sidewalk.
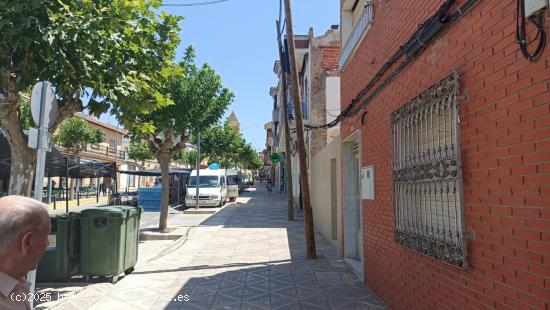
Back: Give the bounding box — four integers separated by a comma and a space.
46, 196, 108, 213
49, 186, 386, 310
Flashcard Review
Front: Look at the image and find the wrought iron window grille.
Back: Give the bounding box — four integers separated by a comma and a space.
391, 72, 467, 268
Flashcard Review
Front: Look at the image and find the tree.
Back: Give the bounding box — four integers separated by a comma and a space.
239, 144, 262, 170
200, 122, 244, 168
173, 150, 203, 168
18, 96, 33, 130
123, 46, 233, 231
128, 139, 153, 168
128, 139, 154, 188
0, 1, 180, 195
53, 116, 106, 198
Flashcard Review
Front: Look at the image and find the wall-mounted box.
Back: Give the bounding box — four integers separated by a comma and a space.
361, 165, 375, 200
524, 0, 548, 17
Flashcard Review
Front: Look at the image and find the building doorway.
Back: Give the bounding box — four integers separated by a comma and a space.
343, 131, 363, 280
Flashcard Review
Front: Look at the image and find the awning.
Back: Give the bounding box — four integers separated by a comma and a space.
118, 167, 190, 177
0, 130, 116, 179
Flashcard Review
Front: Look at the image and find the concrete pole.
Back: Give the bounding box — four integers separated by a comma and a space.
195, 130, 200, 209
276, 20, 294, 221
65, 158, 69, 212
283, 0, 317, 259
28, 81, 49, 306
47, 176, 52, 204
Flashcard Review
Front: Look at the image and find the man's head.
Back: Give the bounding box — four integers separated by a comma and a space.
0, 195, 51, 279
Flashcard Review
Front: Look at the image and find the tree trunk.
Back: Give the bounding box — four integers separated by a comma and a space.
158, 155, 170, 232
1, 105, 37, 195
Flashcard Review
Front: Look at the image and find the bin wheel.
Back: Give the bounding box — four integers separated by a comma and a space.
112, 275, 119, 284
124, 267, 134, 275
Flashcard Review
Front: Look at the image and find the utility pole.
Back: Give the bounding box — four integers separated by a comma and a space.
283, 0, 316, 259
276, 20, 294, 221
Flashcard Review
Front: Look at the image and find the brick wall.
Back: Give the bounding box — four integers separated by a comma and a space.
340, 0, 550, 309
321, 46, 340, 71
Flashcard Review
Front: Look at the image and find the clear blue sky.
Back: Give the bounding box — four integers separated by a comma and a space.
100, 0, 340, 151
164, 0, 339, 151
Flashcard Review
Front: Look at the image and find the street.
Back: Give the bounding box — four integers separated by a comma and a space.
1, 1, 549, 309
39, 184, 386, 310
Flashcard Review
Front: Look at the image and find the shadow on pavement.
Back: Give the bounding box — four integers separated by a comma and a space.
43, 184, 387, 310
126, 184, 386, 309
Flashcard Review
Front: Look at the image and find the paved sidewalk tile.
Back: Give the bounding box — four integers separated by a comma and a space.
52, 185, 386, 310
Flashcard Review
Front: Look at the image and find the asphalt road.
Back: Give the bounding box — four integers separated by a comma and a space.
139, 206, 219, 230
139, 209, 182, 229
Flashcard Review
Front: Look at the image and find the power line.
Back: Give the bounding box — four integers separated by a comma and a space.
163, 0, 230, 7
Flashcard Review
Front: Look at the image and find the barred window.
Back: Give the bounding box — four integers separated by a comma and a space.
391, 73, 467, 268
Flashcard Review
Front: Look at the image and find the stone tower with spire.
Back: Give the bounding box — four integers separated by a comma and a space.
227, 111, 240, 133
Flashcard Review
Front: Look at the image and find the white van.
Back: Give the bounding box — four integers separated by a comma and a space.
185, 169, 227, 207
226, 168, 240, 202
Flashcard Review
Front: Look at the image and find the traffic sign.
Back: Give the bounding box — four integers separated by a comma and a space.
31, 81, 58, 129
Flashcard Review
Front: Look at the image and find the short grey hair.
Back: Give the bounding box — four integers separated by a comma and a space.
0, 196, 50, 255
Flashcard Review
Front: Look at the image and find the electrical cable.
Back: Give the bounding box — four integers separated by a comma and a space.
163, 0, 229, 7
516, 0, 547, 62
277, 0, 286, 37
305, 0, 480, 130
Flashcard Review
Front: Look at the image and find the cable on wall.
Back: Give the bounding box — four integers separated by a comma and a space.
516, 0, 547, 62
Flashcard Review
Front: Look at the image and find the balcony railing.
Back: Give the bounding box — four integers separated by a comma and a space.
57, 144, 127, 160
85, 144, 126, 160
339, 3, 374, 69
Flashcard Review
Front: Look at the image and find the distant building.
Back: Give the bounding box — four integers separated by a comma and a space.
54, 113, 139, 192
227, 111, 241, 133
270, 26, 341, 204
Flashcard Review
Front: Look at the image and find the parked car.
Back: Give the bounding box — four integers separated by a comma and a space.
226, 168, 240, 201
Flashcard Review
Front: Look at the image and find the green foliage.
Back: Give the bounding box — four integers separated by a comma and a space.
199, 120, 260, 169
53, 116, 105, 156
18, 96, 33, 130
199, 122, 242, 167
123, 46, 234, 154
0, 0, 181, 125
239, 143, 262, 170
128, 139, 153, 163
121, 46, 233, 231
173, 150, 202, 166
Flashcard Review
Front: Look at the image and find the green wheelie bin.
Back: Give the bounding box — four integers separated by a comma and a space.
79, 207, 128, 283
36, 213, 80, 282
124, 206, 142, 273
109, 206, 143, 274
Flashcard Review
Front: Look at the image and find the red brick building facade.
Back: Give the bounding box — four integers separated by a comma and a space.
339, 0, 550, 309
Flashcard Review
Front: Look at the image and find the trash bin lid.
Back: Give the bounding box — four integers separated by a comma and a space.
110, 206, 140, 217
79, 208, 127, 218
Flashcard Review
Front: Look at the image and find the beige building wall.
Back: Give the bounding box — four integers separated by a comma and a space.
310, 136, 342, 254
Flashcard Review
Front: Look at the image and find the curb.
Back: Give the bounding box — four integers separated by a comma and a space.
139, 232, 183, 241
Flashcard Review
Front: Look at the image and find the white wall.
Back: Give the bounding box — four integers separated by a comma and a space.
310, 136, 342, 252
118, 163, 128, 191
326, 76, 341, 144
291, 153, 300, 205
